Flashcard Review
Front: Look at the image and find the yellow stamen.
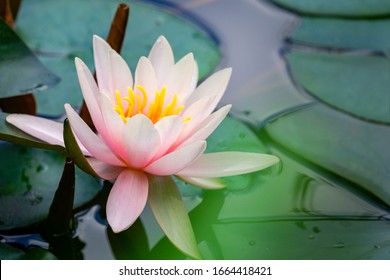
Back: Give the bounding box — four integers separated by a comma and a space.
114, 85, 190, 124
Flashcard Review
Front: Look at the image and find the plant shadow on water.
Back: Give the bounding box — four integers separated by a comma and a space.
1, 0, 390, 259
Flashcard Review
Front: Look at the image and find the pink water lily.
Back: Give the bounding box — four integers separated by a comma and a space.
7, 35, 279, 233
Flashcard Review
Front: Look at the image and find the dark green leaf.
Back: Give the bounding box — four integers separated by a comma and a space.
148, 175, 202, 260
0, 144, 101, 230
0, 19, 59, 98
271, 0, 390, 18
286, 51, 390, 124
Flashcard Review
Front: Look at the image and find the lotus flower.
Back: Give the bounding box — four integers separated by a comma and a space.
7, 35, 278, 233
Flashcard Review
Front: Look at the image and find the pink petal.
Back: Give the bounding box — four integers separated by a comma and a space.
144, 141, 206, 176
99, 93, 127, 160
177, 152, 279, 178
177, 104, 231, 148
109, 49, 133, 99
6, 114, 64, 146
87, 158, 124, 180
154, 116, 183, 158
148, 36, 174, 83
123, 114, 161, 168
178, 176, 226, 189
106, 169, 149, 233
185, 67, 232, 112
65, 104, 125, 166
93, 35, 113, 96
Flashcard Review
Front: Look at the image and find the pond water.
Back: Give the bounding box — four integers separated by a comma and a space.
1, 0, 390, 260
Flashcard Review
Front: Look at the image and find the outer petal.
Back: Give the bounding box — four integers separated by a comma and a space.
178, 176, 226, 189
74, 57, 103, 128
110, 49, 133, 99
87, 158, 124, 180
123, 114, 161, 168
106, 169, 149, 233
100, 93, 127, 159
65, 104, 125, 166
6, 114, 64, 147
144, 140, 206, 176
177, 104, 231, 148
148, 35, 174, 83
177, 152, 279, 178
185, 67, 232, 111
93, 36, 113, 94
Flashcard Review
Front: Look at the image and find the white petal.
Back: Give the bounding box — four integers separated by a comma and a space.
6, 114, 64, 146
177, 152, 279, 178
110, 49, 133, 98
134, 57, 158, 112
106, 169, 148, 233
123, 114, 161, 168
148, 36, 174, 83
178, 176, 226, 189
186, 67, 232, 111
164, 53, 196, 104
177, 104, 231, 148
93, 35, 113, 96
75, 58, 107, 137
144, 141, 206, 176
87, 158, 124, 180
65, 104, 124, 166
154, 116, 183, 158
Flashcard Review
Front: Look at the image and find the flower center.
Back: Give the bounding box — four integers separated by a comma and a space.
114, 85, 190, 124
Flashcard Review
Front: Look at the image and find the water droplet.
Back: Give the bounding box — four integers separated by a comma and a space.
375, 245, 381, 249
308, 234, 315, 239
333, 242, 345, 249
248, 240, 256, 246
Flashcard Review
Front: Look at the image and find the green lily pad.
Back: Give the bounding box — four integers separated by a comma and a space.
0, 144, 101, 230
286, 51, 390, 124
271, 0, 390, 18
15, 0, 221, 116
263, 103, 390, 206
0, 19, 59, 99
291, 18, 390, 52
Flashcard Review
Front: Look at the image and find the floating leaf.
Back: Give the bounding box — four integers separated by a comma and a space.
271, 0, 390, 18
264, 103, 390, 206
0, 19, 59, 98
0, 144, 101, 230
15, 0, 221, 116
290, 18, 390, 52
148, 175, 202, 260
286, 51, 390, 124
